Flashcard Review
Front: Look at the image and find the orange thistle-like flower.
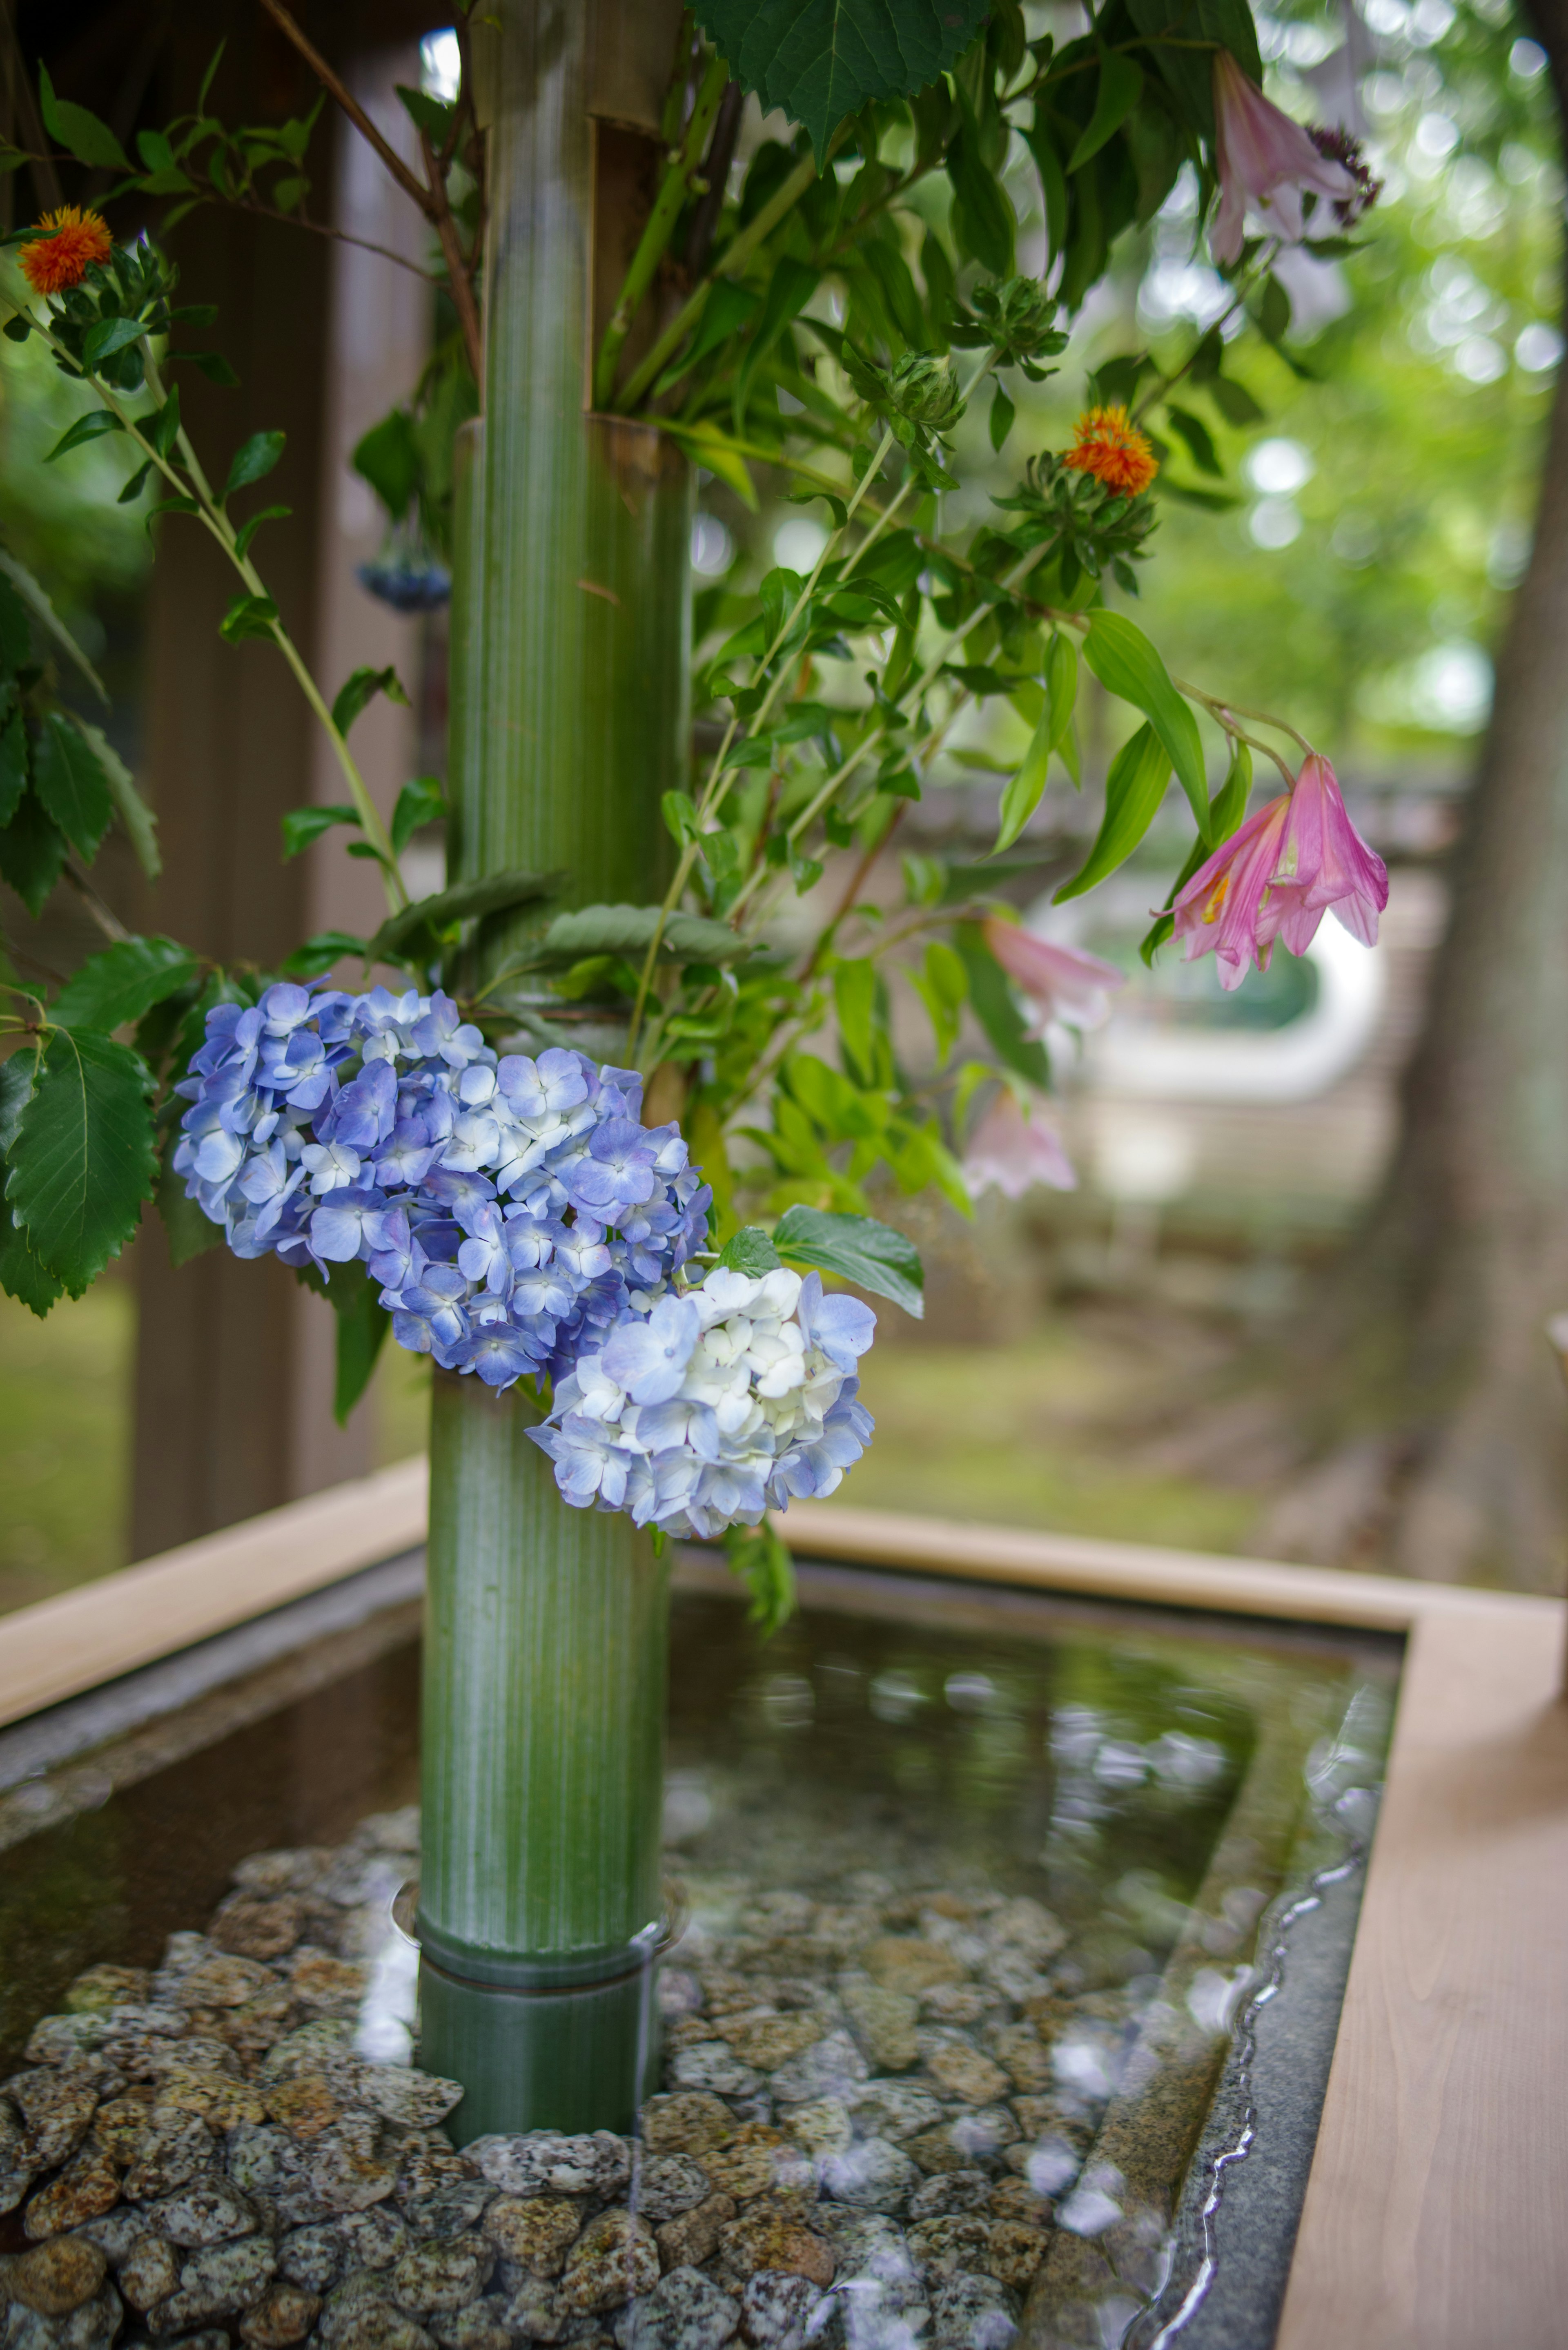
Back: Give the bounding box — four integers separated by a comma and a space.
19, 206, 113, 297
1064, 405, 1158, 499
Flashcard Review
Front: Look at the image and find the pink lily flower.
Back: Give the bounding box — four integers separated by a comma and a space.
1170, 754, 1387, 990
963, 1091, 1077, 1200
1211, 50, 1358, 266
982, 916, 1125, 1035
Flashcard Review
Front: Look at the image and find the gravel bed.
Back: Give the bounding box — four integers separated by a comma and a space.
0, 1806, 1161, 2350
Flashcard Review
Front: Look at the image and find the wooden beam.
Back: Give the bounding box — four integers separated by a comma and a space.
1276, 1601, 1568, 2350
0, 1458, 428, 1730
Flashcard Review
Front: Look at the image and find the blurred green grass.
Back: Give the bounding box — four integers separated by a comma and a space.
0, 1289, 1258, 1619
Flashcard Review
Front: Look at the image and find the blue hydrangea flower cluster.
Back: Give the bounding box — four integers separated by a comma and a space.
174, 983, 712, 1395
529, 1264, 875, 1539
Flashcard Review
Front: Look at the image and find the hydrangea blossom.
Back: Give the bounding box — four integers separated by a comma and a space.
528, 1264, 876, 1539
174, 983, 711, 1393
175, 984, 879, 1537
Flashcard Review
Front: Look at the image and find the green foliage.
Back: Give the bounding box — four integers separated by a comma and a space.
331, 664, 410, 739
724, 1518, 797, 1634
49, 938, 198, 1032
695, 0, 992, 161
774, 1204, 924, 1316
1054, 722, 1174, 901
4, 1029, 156, 1296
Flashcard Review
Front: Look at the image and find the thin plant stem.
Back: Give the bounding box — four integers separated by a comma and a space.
593, 51, 731, 410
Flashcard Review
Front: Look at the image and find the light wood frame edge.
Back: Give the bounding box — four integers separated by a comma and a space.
1, 1478, 1562, 2350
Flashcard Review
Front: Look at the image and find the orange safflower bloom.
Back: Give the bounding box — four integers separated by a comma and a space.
19, 206, 113, 297
1063, 405, 1158, 498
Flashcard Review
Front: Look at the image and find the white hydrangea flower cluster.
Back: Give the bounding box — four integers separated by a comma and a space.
529, 1262, 876, 1539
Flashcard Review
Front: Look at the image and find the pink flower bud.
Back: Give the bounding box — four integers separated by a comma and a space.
981, 916, 1124, 1036
1212, 50, 1358, 266
963, 1091, 1077, 1200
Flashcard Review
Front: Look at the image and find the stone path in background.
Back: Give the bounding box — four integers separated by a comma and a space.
0, 1806, 1153, 2350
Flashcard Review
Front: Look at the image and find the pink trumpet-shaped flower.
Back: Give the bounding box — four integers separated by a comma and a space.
1171, 754, 1388, 990
1211, 50, 1357, 266
982, 916, 1125, 1035
963, 1091, 1077, 1200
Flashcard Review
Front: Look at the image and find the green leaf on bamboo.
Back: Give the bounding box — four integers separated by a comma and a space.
528, 904, 752, 968
1083, 610, 1208, 832
33, 709, 114, 858
773, 1203, 924, 1318
51, 936, 198, 1033
1053, 720, 1172, 902
392, 776, 446, 854
367, 869, 559, 965
222, 429, 286, 502
0, 707, 27, 830
331, 664, 410, 738
4, 1027, 156, 1293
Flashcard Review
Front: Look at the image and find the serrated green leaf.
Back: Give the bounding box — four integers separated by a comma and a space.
33, 709, 113, 858
0, 789, 66, 916
0, 707, 26, 828
719, 1224, 784, 1275
1067, 51, 1143, 172
67, 718, 161, 881
0, 551, 109, 704
38, 62, 131, 170
51, 936, 198, 1032
773, 1203, 924, 1318
0, 1049, 34, 1154
331, 663, 410, 738
45, 410, 123, 464
1053, 719, 1172, 901
5, 1027, 156, 1293
0, 1204, 62, 1316
222, 428, 286, 502
694, 0, 991, 163
1083, 610, 1208, 833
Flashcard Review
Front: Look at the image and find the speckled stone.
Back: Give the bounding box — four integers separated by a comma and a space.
862, 1941, 966, 1996
21, 2149, 120, 2239
778, 2102, 850, 2162
69, 2210, 154, 2268
173, 1958, 277, 2012
5, 2072, 100, 2171
266, 2078, 343, 2139
316, 2274, 432, 2350
118, 2237, 180, 2313
480, 2197, 582, 2279
928, 2270, 1015, 2349
557, 2213, 659, 2314
736, 2271, 822, 2350
428, 2303, 511, 2350
495, 2276, 567, 2343
919, 2038, 1009, 2109
986, 1902, 1066, 1965
147, 2176, 260, 2247
231, 1853, 330, 1899
149, 2233, 278, 2328
1, 2279, 123, 2350
818, 2139, 918, 2217
212, 1902, 305, 1962
628, 2156, 709, 2226
240, 2282, 323, 2346
613, 2266, 739, 2350
287, 1956, 366, 2017
921, 1985, 998, 2027
638, 2099, 734, 2161
666, 2047, 759, 2101
354, 2072, 463, 2133
466, 2136, 630, 2203
65, 1971, 150, 2017
261, 2024, 357, 2087
389, 2243, 488, 2315
24, 2018, 111, 2071
2, 2237, 108, 2313
713, 2210, 833, 2293
986, 2026, 1053, 2097
984, 2224, 1046, 2290
296, 2118, 397, 2216
986, 2179, 1051, 2228
767, 2033, 866, 2110
154, 2071, 267, 2131
844, 2084, 942, 2146
397, 2183, 495, 2242
714, 2016, 822, 2075
653, 2194, 735, 2275
907, 2214, 993, 2281
840, 1983, 918, 2075
699, 2129, 790, 2207
907, 2172, 992, 2222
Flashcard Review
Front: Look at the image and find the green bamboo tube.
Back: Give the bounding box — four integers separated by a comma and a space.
419, 0, 691, 2139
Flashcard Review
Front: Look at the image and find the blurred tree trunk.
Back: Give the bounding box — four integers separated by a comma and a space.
1305, 0, 1568, 1590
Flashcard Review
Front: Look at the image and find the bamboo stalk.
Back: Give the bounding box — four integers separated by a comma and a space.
419, 0, 691, 2139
